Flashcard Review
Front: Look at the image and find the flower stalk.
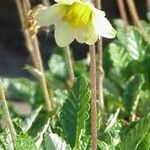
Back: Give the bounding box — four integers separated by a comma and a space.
90, 44, 97, 150
126, 0, 150, 43
117, 0, 128, 29
15, 0, 54, 111
94, 0, 106, 127
96, 39, 106, 127
0, 79, 16, 146
64, 46, 74, 88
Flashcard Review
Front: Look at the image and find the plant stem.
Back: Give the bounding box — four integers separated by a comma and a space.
95, 0, 106, 127
15, 0, 39, 68
32, 37, 54, 111
96, 39, 106, 127
126, 0, 140, 27
117, 0, 128, 29
64, 46, 74, 88
147, 0, 150, 11
126, 0, 150, 43
0, 79, 16, 146
90, 45, 97, 150
15, 0, 54, 111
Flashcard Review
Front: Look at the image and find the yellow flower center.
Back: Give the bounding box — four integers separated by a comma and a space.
64, 2, 92, 28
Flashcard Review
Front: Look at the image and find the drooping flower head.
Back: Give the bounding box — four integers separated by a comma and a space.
36, 0, 116, 47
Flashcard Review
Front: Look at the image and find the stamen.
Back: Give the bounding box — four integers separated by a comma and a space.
64, 2, 92, 28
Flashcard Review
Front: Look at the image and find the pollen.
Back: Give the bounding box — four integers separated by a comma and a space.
64, 2, 92, 28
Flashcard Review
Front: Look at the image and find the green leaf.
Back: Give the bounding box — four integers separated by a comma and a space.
108, 42, 130, 69
53, 89, 68, 106
43, 133, 71, 150
2, 78, 36, 103
15, 132, 36, 150
114, 20, 149, 61
60, 76, 90, 148
105, 109, 120, 132
22, 106, 43, 131
35, 118, 50, 149
123, 74, 144, 115
118, 114, 150, 150
137, 133, 150, 150
141, 57, 150, 89
27, 108, 50, 140
98, 140, 115, 150
48, 54, 67, 81
0, 128, 14, 150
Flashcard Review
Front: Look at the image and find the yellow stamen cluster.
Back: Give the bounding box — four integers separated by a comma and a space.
64, 2, 92, 28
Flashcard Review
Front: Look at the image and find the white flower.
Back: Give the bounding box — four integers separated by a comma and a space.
36, 0, 116, 47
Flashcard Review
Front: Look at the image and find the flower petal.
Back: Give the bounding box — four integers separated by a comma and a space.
85, 23, 98, 45
75, 27, 87, 43
92, 8, 106, 17
55, 0, 78, 5
36, 4, 65, 26
54, 21, 75, 47
93, 10, 116, 38
75, 22, 98, 45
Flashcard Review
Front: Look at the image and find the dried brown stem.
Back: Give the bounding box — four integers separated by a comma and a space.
126, 0, 150, 43
147, 0, 150, 11
15, 0, 39, 68
117, 0, 128, 29
15, 0, 53, 111
0, 79, 16, 146
90, 45, 97, 150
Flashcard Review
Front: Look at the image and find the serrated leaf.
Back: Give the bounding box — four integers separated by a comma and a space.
98, 140, 115, 150
15, 132, 36, 150
105, 109, 120, 132
119, 114, 150, 150
126, 27, 149, 60
22, 106, 42, 131
137, 132, 150, 150
2, 78, 36, 103
43, 133, 70, 150
27, 108, 50, 140
108, 42, 130, 69
141, 57, 150, 89
0, 128, 14, 150
35, 118, 50, 149
123, 74, 144, 115
48, 54, 67, 80
53, 89, 68, 106
112, 20, 150, 68
60, 76, 90, 149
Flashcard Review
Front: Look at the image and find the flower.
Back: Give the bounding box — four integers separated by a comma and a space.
36, 0, 116, 47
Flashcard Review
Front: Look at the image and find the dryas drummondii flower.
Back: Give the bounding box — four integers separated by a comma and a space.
35, 0, 117, 47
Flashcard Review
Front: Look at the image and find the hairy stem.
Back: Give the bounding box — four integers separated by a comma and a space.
117, 0, 128, 29
64, 46, 74, 88
96, 39, 106, 127
95, 0, 106, 127
90, 45, 97, 150
15, 0, 54, 111
0, 79, 16, 146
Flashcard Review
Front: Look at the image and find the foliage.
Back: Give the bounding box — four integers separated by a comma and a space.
60, 76, 90, 149
0, 18, 150, 150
